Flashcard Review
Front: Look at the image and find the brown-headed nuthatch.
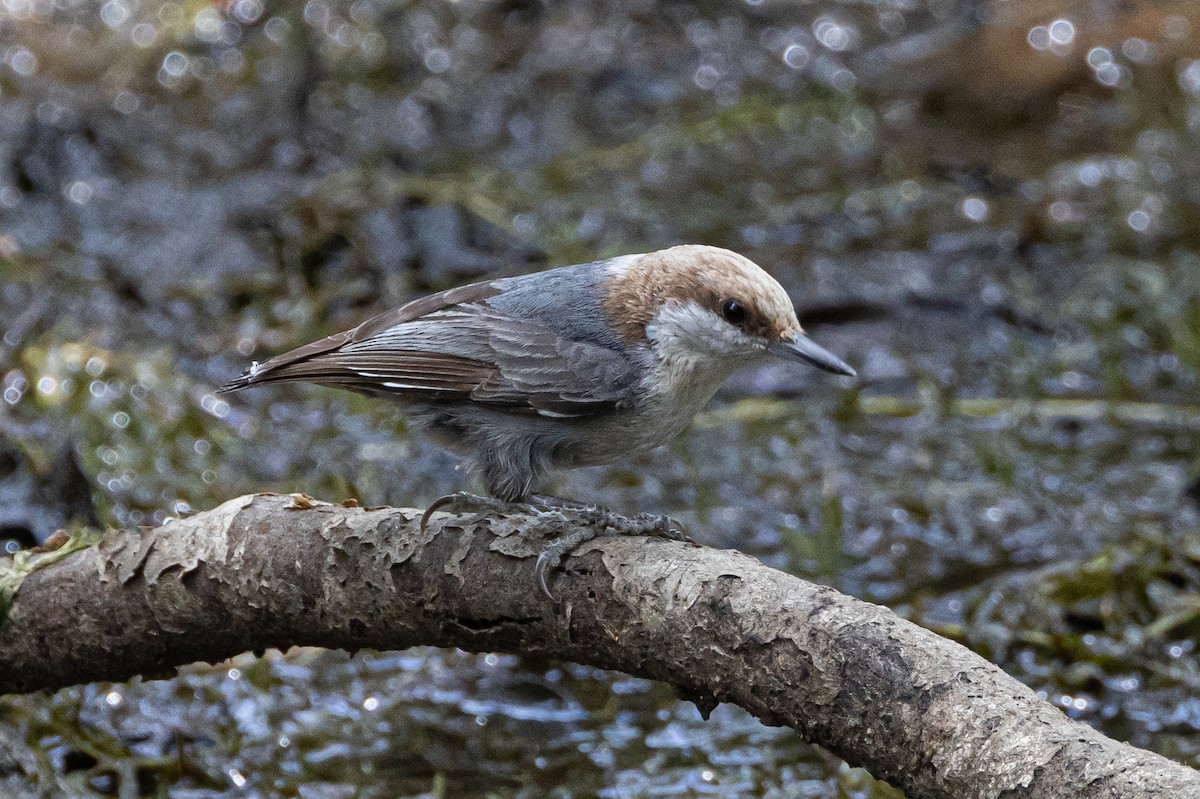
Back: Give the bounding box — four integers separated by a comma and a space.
220, 244, 855, 596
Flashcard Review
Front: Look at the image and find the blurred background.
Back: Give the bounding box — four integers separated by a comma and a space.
2, 0, 1200, 796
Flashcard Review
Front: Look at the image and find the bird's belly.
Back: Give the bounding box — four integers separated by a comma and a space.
550, 415, 676, 467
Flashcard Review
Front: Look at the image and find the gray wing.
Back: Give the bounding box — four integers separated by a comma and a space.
218, 281, 640, 418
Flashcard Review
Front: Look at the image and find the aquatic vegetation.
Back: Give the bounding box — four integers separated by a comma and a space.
1, 0, 1198, 795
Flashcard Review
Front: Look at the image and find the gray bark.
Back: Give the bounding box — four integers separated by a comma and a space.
0, 493, 1195, 799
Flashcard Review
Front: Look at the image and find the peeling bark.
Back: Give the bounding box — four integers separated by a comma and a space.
0, 493, 1196, 799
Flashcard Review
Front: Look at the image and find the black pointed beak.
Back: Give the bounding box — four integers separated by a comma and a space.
768, 334, 857, 377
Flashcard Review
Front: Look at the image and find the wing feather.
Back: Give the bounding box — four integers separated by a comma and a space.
218, 279, 639, 419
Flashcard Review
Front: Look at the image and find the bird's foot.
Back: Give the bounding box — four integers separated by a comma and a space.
530, 495, 690, 542
530, 496, 693, 600
419, 492, 692, 601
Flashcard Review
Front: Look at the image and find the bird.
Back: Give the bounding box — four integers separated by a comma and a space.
219, 244, 855, 596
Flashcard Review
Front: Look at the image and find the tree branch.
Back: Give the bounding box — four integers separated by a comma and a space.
1, 494, 1195, 798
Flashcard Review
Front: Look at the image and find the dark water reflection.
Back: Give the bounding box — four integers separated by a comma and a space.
2, 0, 1199, 796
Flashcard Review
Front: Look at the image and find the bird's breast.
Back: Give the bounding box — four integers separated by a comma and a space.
638, 352, 735, 436
538, 354, 734, 469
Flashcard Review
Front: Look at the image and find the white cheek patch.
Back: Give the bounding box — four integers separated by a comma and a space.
646, 301, 756, 357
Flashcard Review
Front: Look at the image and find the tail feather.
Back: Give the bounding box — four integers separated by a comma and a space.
216, 330, 353, 394
215, 374, 251, 394
216, 363, 268, 394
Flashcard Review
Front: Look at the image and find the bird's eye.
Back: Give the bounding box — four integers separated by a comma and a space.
720, 299, 747, 325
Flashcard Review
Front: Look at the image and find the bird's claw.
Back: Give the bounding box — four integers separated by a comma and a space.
419, 493, 455, 533
420, 492, 519, 533
535, 550, 553, 600
534, 527, 603, 601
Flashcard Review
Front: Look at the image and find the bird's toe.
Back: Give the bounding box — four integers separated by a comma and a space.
535, 527, 600, 601
420, 491, 538, 531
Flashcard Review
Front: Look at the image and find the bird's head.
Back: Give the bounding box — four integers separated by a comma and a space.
601, 245, 856, 377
